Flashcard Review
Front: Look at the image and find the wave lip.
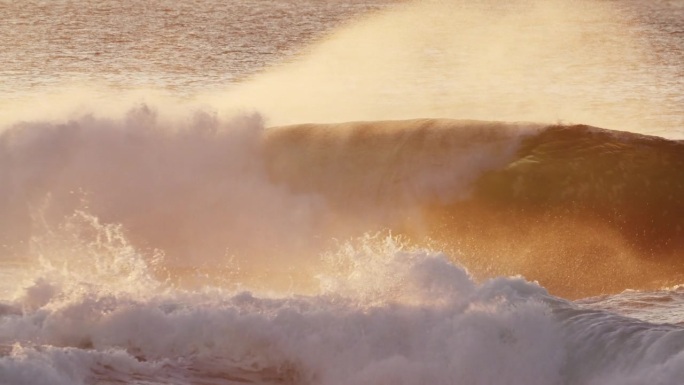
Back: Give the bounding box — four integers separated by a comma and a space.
263, 118, 540, 206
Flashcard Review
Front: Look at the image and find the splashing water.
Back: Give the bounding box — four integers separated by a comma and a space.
1, 0, 684, 383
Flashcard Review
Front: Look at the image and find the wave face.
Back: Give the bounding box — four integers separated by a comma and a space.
475, 124, 684, 252
0, 109, 334, 291
263, 119, 684, 298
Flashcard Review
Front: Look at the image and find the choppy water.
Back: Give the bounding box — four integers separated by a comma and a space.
1, 0, 684, 384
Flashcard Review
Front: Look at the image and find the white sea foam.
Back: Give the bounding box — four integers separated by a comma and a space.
1, 232, 560, 385
2, 232, 684, 385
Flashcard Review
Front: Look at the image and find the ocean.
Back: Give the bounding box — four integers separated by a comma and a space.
1, 0, 683, 384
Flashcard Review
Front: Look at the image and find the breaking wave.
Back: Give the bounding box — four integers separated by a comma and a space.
1, 111, 683, 298
0, 108, 683, 384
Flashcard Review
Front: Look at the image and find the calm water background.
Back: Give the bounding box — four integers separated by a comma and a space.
0, 0, 395, 98
1, 0, 683, 136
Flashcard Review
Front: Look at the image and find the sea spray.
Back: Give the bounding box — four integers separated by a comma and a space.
0, 108, 328, 291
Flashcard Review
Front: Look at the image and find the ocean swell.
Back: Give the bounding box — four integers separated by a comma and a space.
263, 119, 684, 298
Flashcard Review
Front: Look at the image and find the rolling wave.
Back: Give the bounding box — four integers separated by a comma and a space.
0, 112, 682, 297
264, 119, 684, 297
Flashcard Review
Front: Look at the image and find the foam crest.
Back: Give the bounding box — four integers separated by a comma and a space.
0, 107, 328, 290
2, 234, 684, 385
317, 233, 475, 306
1, 242, 566, 385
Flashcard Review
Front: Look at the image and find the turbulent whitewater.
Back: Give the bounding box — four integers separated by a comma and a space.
1, 0, 684, 384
